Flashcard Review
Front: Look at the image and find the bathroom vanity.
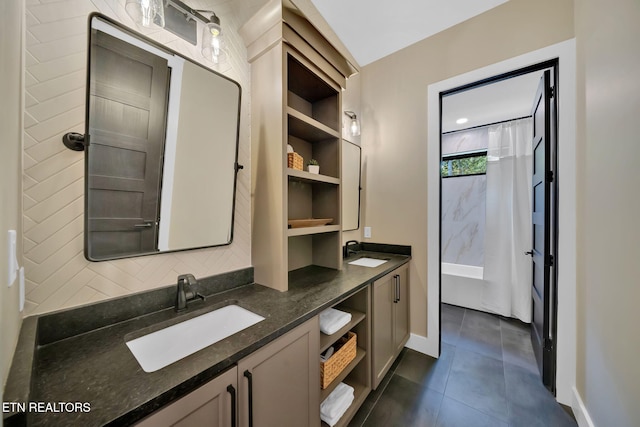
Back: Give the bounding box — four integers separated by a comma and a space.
4, 248, 410, 427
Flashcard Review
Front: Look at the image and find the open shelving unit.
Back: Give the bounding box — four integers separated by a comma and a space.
320, 287, 371, 427
287, 168, 340, 185
286, 50, 342, 276
242, 3, 351, 291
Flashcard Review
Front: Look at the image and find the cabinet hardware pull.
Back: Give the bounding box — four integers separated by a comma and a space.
393, 275, 396, 303
393, 275, 399, 303
244, 370, 253, 427
227, 384, 237, 427
397, 275, 401, 302
393, 274, 398, 304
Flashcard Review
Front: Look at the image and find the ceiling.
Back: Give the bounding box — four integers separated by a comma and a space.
217, 0, 540, 132
309, 0, 509, 66
441, 70, 545, 133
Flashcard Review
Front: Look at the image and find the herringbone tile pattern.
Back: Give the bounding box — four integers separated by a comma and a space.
23, 0, 252, 315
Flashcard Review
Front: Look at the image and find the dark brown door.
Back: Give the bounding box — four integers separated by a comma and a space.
530, 69, 557, 391
86, 30, 169, 260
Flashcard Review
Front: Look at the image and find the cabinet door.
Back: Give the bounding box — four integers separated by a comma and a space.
136, 366, 237, 427
238, 316, 320, 427
394, 265, 410, 353
372, 272, 394, 389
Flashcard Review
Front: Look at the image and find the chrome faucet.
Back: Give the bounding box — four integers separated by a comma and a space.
344, 240, 360, 258
175, 274, 204, 312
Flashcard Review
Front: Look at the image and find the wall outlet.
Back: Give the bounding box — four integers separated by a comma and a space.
364, 227, 372, 238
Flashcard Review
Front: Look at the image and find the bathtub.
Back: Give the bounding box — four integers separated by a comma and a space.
441, 262, 487, 312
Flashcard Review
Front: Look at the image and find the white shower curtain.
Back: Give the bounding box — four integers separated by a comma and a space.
481, 118, 533, 322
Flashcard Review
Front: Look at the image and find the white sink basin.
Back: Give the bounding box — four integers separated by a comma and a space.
348, 257, 389, 268
126, 305, 265, 372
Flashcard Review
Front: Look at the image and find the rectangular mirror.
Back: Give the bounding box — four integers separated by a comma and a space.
85, 14, 241, 261
341, 140, 361, 231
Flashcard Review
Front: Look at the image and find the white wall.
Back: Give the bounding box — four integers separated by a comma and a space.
1, 0, 25, 388
575, 0, 640, 425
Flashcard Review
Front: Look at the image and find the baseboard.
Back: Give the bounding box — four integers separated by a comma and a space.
572, 386, 596, 427
405, 333, 438, 358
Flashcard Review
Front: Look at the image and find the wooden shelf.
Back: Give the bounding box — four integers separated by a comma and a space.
288, 168, 339, 185
287, 55, 337, 103
288, 224, 340, 237
320, 347, 366, 401
321, 380, 370, 427
288, 107, 340, 142
320, 308, 366, 353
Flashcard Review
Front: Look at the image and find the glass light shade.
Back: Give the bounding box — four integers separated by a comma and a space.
125, 0, 165, 28
350, 117, 361, 136
201, 20, 228, 65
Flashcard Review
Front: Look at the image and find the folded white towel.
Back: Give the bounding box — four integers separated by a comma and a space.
321, 392, 354, 426
319, 308, 352, 335
321, 382, 355, 419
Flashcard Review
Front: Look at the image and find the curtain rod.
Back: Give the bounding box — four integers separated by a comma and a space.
442, 115, 532, 135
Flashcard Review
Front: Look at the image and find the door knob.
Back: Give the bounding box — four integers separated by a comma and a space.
524, 250, 533, 256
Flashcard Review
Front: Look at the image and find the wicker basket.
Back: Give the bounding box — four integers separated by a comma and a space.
288, 152, 303, 170
320, 331, 357, 389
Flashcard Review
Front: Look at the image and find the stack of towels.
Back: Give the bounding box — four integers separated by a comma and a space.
320, 382, 354, 427
319, 308, 352, 335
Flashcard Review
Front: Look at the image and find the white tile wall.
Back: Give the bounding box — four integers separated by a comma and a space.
23, 0, 252, 315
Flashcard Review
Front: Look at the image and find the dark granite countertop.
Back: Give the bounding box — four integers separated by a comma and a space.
4, 248, 410, 426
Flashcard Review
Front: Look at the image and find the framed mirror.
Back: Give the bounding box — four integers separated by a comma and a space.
83, 14, 241, 261
341, 140, 362, 231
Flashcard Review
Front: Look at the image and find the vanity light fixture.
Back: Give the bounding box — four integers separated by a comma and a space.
125, 0, 165, 28
344, 111, 361, 137
201, 12, 228, 66
125, 0, 227, 59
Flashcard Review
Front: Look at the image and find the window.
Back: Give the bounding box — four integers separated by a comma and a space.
441, 150, 487, 177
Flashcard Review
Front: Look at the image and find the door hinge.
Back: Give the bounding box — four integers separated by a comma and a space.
547, 171, 554, 182
544, 338, 554, 350
547, 254, 555, 267
549, 86, 555, 98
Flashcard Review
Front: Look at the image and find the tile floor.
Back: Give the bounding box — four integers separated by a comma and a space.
348, 304, 577, 427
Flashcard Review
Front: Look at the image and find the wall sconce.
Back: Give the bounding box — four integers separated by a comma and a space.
201, 13, 228, 65
125, 0, 165, 28
125, 0, 227, 65
344, 111, 361, 137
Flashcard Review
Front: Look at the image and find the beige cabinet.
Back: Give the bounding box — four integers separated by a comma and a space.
238, 316, 320, 427
240, 1, 354, 292
394, 265, 410, 354
137, 317, 319, 427
135, 366, 237, 427
371, 264, 410, 389
319, 286, 372, 427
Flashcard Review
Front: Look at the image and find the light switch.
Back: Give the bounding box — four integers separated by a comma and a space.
364, 227, 372, 238
7, 230, 18, 287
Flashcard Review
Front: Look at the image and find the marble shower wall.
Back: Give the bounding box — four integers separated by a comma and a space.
441, 129, 488, 267
442, 127, 488, 155
442, 175, 486, 266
